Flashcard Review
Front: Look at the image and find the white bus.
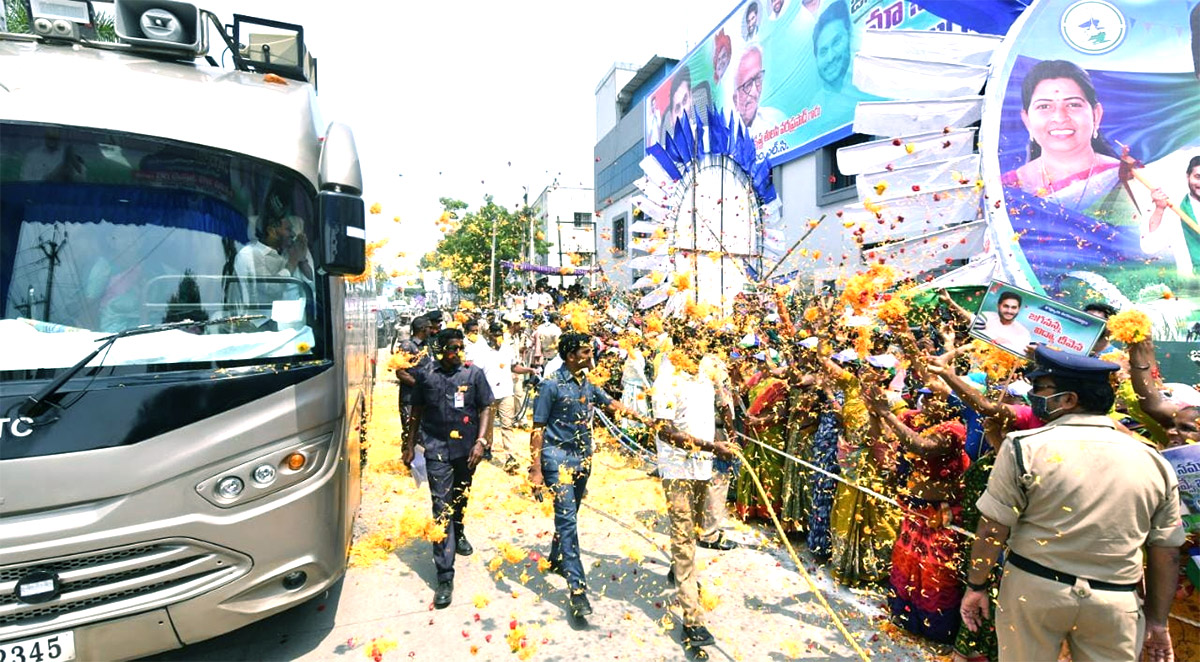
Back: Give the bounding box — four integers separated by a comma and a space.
0, 1, 372, 659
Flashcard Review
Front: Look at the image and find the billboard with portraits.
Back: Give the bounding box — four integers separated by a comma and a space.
983, 0, 1200, 366
643, 0, 951, 165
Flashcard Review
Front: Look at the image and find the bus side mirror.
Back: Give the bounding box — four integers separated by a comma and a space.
318, 190, 365, 276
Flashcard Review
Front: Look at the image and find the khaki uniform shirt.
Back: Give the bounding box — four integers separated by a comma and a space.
977, 413, 1185, 585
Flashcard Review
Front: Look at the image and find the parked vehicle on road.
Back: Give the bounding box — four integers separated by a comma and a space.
0, 2, 371, 659
375, 308, 399, 351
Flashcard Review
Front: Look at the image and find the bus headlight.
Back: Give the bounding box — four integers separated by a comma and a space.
216, 476, 245, 499
252, 464, 277, 485
196, 434, 333, 508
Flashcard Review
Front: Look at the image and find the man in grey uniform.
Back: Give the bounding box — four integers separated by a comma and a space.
959, 346, 1184, 661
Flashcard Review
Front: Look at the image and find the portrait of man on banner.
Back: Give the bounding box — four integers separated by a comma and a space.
643, 0, 949, 167
973, 289, 1032, 353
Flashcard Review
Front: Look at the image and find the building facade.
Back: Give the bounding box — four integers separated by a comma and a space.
594, 1, 981, 298
531, 185, 596, 288
593, 56, 677, 289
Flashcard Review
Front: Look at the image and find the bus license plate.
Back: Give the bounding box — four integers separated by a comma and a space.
0, 632, 75, 662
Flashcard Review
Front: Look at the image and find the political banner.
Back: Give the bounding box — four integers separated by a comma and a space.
644, 0, 954, 166
982, 0, 1200, 353
970, 280, 1106, 357
1161, 443, 1200, 533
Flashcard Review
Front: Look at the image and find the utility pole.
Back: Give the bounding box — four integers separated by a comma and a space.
39, 230, 67, 321
524, 186, 534, 292
15, 286, 37, 319
488, 208, 498, 306
557, 218, 565, 289
523, 186, 531, 263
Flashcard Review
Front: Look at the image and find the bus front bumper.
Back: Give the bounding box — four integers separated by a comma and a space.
0, 442, 350, 661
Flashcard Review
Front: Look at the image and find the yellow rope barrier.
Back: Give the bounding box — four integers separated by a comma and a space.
730, 445, 873, 662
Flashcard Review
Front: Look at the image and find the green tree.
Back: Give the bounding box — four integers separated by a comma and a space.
422, 196, 548, 299
5, 0, 30, 33
372, 263, 389, 297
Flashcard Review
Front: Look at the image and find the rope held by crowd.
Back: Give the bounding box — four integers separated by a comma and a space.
595, 405, 976, 539
730, 445, 872, 662
594, 410, 658, 461
730, 430, 1200, 630
594, 408, 869, 659
731, 430, 978, 540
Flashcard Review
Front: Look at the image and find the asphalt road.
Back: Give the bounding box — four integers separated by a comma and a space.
144, 368, 940, 662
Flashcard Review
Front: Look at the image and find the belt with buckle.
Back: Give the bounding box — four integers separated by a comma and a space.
1008, 553, 1137, 592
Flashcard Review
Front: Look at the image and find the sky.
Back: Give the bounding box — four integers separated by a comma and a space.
174, 0, 742, 273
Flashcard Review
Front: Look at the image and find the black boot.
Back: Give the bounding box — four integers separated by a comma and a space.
434, 580, 453, 609
456, 534, 474, 556
569, 592, 593, 619
682, 624, 714, 647
698, 533, 738, 551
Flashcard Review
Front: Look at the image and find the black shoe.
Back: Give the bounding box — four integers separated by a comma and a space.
682, 624, 715, 647
698, 534, 738, 551
434, 580, 453, 609
548, 559, 565, 577
569, 593, 593, 618
455, 536, 473, 556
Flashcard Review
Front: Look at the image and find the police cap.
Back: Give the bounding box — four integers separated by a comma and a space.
1024, 345, 1119, 382
424, 309, 444, 323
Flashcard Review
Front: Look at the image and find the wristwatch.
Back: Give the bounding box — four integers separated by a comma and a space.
966, 579, 990, 591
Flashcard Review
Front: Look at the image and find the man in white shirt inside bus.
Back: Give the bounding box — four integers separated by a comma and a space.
234, 213, 313, 329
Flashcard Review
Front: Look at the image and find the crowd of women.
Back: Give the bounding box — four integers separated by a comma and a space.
533, 280, 1200, 662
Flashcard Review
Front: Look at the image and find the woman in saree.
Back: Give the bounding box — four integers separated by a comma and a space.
779, 347, 824, 533
1000, 59, 1197, 291
735, 359, 789, 521
925, 350, 1031, 662
826, 355, 901, 587
1001, 59, 1121, 213
869, 379, 970, 645
617, 334, 655, 453
805, 384, 843, 563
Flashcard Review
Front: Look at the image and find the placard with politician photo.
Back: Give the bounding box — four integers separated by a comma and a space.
970, 280, 1106, 357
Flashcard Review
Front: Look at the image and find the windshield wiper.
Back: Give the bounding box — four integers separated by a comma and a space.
18, 314, 265, 419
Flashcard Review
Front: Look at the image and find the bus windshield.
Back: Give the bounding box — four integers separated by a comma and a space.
0, 122, 324, 373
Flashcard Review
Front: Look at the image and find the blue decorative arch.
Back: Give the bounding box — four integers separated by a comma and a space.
645, 107, 777, 205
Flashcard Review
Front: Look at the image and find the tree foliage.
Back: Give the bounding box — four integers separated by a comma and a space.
421, 196, 549, 299
372, 263, 389, 297
5, 0, 30, 33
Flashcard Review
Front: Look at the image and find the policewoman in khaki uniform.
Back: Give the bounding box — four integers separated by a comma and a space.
959, 347, 1185, 661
